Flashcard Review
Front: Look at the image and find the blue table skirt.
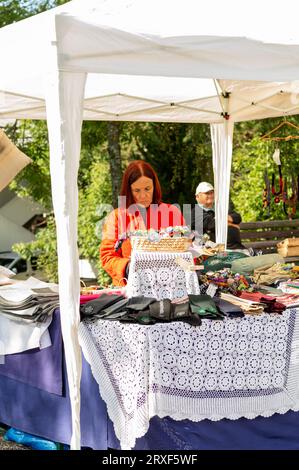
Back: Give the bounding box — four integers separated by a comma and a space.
0, 311, 63, 396
1, 313, 299, 449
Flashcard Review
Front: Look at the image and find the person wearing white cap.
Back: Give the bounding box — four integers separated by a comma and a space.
191, 181, 245, 249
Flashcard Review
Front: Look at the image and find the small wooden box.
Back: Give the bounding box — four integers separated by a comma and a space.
277, 238, 299, 257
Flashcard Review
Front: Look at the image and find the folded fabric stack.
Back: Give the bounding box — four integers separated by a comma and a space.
253, 263, 292, 285
220, 292, 264, 315
237, 291, 286, 314
80, 293, 127, 319
272, 293, 299, 308
0, 287, 59, 323
231, 253, 283, 275
0, 284, 58, 354
253, 284, 299, 308
80, 287, 126, 304
188, 294, 223, 320
256, 284, 284, 296
213, 297, 244, 318
278, 280, 299, 295
0, 265, 16, 286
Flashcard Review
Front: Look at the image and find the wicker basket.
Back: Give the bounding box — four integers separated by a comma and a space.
130, 236, 192, 252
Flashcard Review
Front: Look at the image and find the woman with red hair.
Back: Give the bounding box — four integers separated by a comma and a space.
100, 160, 185, 286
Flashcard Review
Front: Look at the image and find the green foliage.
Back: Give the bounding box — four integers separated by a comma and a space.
12, 124, 114, 285
232, 117, 299, 222
0, 0, 67, 27
78, 159, 113, 286
13, 216, 58, 282
132, 122, 212, 206
6, 120, 52, 209
0, 1, 39, 26
232, 137, 271, 221
79, 121, 109, 188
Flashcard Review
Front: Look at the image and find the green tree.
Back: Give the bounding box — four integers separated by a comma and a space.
0, 0, 67, 27
78, 159, 112, 286
132, 122, 212, 206
6, 120, 52, 209
108, 122, 123, 208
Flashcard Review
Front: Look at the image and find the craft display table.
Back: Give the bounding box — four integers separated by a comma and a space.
79, 307, 299, 449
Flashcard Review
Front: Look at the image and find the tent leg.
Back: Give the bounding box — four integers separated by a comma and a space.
46, 70, 87, 450
210, 121, 234, 248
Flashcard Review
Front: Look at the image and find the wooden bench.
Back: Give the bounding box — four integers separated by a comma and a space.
240, 219, 299, 261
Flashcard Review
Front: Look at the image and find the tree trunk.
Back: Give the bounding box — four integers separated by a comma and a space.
107, 122, 122, 208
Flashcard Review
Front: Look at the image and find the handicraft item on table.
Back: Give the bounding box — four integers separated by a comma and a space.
116, 226, 194, 252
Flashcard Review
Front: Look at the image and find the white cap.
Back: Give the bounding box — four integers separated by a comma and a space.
195, 182, 214, 195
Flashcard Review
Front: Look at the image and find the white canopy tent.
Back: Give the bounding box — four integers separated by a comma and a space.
2, 0, 299, 449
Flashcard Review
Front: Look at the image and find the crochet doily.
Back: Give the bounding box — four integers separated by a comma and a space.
126, 251, 200, 300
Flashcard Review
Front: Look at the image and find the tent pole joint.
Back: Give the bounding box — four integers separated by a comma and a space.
221, 111, 230, 120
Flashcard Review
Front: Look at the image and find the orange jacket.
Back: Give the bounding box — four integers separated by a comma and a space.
100, 203, 185, 286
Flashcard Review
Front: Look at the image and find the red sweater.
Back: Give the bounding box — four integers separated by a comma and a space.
100, 203, 185, 286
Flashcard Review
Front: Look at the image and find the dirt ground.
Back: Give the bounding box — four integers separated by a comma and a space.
0, 426, 29, 450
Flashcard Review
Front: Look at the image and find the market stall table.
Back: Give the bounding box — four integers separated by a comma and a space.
79, 308, 299, 449
1, 308, 299, 449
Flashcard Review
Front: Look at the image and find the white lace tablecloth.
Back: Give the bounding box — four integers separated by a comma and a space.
79, 309, 299, 449
126, 251, 200, 299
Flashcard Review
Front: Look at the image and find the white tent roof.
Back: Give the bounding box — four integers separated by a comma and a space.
2, 0, 299, 124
